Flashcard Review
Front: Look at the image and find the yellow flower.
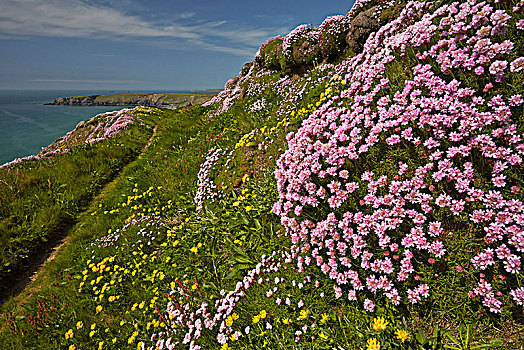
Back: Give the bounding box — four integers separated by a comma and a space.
190, 246, 198, 254
367, 338, 380, 350
89, 330, 96, 338
299, 309, 310, 319
137, 341, 143, 350
320, 313, 329, 324
108, 295, 116, 302
68, 345, 76, 350
220, 343, 231, 350
372, 316, 388, 331
65, 329, 74, 339
76, 321, 83, 329
96, 305, 103, 313
319, 331, 328, 340
232, 313, 239, 320
252, 315, 260, 324
98, 341, 104, 349
225, 315, 234, 327
259, 310, 267, 319
395, 329, 410, 343
282, 318, 291, 325
91, 323, 96, 330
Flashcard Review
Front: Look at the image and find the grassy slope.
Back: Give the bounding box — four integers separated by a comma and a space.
1, 0, 524, 349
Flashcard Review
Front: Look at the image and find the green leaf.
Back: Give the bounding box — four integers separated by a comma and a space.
470, 339, 504, 349
443, 331, 460, 345
231, 254, 254, 264
416, 330, 427, 345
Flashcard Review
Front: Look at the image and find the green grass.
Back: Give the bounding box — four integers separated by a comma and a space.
1, 1, 524, 348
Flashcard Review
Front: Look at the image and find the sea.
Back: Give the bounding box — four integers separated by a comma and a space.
0, 90, 185, 166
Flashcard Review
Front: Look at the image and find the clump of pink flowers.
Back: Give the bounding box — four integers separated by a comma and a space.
194, 148, 233, 212
273, 0, 524, 313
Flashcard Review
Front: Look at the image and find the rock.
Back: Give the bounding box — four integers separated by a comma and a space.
346, 7, 380, 54
292, 39, 321, 67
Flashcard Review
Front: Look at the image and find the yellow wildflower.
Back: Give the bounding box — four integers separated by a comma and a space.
68, 345, 76, 350
299, 309, 310, 319
89, 330, 96, 338
367, 338, 380, 350
372, 316, 388, 331
320, 313, 329, 324
96, 305, 103, 313
282, 317, 291, 325
259, 310, 267, 319
98, 341, 104, 350
76, 321, 83, 329
220, 343, 231, 350
190, 246, 198, 254
232, 313, 239, 320
319, 331, 328, 340
225, 315, 234, 327
65, 329, 74, 339
395, 329, 410, 343
252, 315, 260, 324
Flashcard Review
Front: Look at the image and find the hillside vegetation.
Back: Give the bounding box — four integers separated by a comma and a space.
49, 93, 216, 108
1, 0, 524, 349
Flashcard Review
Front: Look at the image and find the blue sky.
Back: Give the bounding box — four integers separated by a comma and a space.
0, 0, 354, 91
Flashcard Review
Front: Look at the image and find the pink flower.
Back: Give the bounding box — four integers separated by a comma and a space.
489, 61, 507, 75
363, 299, 375, 312
510, 57, 524, 73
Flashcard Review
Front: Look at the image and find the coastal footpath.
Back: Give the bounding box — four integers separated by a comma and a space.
47, 92, 218, 108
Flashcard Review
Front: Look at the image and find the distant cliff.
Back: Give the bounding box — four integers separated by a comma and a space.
47, 92, 218, 108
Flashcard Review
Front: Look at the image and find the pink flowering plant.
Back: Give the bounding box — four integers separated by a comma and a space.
274, 0, 524, 316
318, 15, 351, 59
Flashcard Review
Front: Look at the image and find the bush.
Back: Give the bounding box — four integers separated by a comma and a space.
261, 36, 284, 71
280, 24, 320, 73
318, 15, 351, 59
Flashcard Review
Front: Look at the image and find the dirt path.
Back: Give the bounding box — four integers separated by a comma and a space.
0, 126, 158, 308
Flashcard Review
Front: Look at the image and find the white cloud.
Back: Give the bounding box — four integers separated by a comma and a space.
0, 0, 281, 56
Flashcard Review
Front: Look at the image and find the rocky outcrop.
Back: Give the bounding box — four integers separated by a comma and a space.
47, 93, 216, 108
346, 6, 380, 54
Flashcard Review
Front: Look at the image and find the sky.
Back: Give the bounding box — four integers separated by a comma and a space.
0, 0, 355, 91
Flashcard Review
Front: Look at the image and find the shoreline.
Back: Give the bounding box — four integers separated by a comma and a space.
46, 92, 217, 108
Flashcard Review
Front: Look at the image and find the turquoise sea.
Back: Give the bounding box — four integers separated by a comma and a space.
0, 90, 193, 166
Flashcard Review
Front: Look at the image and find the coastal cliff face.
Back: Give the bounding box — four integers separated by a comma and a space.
49, 92, 215, 108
